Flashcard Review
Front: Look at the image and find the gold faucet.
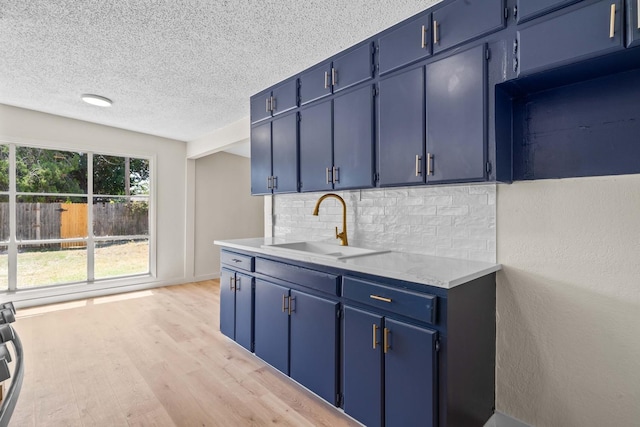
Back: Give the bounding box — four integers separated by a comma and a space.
312, 193, 349, 246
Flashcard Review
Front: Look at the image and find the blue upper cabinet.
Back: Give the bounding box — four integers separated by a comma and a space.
250, 79, 297, 124
250, 112, 298, 195
300, 62, 332, 105
516, 0, 624, 77
271, 113, 299, 193
378, 13, 432, 76
333, 85, 375, 190
426, 44, 487, 184
300, 43, 373, 106
331, 43, 374, 93
377, 66, 425, 187
250, 121, 272, 195
432, 0, 505, 55
516, 0, 581, 23
300, 85, 375, 192
627, 0, 640, 48
299, 101, 333, 192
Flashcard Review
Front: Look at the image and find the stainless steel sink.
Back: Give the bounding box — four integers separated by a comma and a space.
261, 241, 389, 260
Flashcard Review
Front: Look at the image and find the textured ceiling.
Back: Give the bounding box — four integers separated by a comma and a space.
0, 0, 441, 142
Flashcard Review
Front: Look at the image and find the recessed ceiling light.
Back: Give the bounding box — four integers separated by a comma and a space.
81, 94, 112, 107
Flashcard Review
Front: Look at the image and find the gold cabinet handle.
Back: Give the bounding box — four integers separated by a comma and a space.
332, 166, 340, 184
383, 327, 390, 353
433, 20, 439, 45
421, 25, 427, 49
229, 276, 235, 291
426, 153, 433, 176
637, 0, 640, 29
265, 97, 270, 113
324, 71, 330, 89
288, 296, 294, 315
415, 154, 422, 176
326, 167, 331, 184
370, 294, 392, 303
235, 277, 240, 291
282, 294, 287, 313
272, 176, 278, 190
270, 96, 276, 112
373, 324, 379, 349
610, 3, 616, 38
266, 176, 272, 189
331, 67, 338, 86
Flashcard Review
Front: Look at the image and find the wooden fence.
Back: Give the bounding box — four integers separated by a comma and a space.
0, 203, 148, 246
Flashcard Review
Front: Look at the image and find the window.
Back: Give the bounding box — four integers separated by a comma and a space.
0, 144, 152, 290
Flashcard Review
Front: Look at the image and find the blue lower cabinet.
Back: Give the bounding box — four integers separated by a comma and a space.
234, 272, 254, 352
342, 307, 383, 427
289, 290, 339, 404
384, 318, 437, 427
219, 268, 236, 341
254, 280, 290, 375
342, 306, 437, 427
220, 268, 255, 352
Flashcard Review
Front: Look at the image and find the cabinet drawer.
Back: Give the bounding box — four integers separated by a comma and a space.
221, 251, 255, 272
342, 277, 436, 325
256, 258, 339, 296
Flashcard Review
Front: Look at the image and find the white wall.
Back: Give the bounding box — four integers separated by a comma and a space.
272, 184, 496, 263
194, 152, 263, 278
496, 175, 640, 426
0, 104, 188, 304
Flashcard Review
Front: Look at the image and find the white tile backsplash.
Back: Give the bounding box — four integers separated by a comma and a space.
269, 184, 496, 263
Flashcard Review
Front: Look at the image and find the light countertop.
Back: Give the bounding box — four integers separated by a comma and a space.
214, 237, 501, 289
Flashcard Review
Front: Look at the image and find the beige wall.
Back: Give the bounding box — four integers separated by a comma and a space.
194, 152, 263, 278
496, 175, 640, 426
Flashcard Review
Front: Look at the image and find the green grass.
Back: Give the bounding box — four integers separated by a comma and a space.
0, 241, 149, 289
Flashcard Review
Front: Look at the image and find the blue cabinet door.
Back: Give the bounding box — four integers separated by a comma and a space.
289, 290, 339, 405
235, 272, 254, 352
516, 0, 581, 23
331, 43, 374, 93
250, 121, 272, 195
254, 280, 290, 375
342, 307, 383, 427
300, 62, 332, 105
426, 44, 486, 183
378, 13, 432, 75
299, 101, 333, 192
250, 90, 272, 124
627, 0, 640, 47
333, 85, 375, 190
517, 0, 624, 76
271, 79, 297, 116
384, 318, 437, 427
271, 112, 298, 194
432, 0, 505, 54
219, 268, 235, 341
378, 66, 425, 187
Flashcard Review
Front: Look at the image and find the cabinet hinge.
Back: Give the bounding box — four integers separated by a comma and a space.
513, 5, 518, 18
435, 339, 441, 352
486, 162, 492, 174
297, 113, 301, 122
372, 86, 378, 97
337, 393, 343, 406
374, 172, 380, 183
504, 7, 509, 19
485, 48, 491, 61
336, 308, 342, 318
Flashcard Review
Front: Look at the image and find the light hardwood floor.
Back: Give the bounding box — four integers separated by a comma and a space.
10, 280, 361, 427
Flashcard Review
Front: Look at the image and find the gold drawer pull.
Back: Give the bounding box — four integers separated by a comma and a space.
370, 295, 392, 303
610, 3, 616, 39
